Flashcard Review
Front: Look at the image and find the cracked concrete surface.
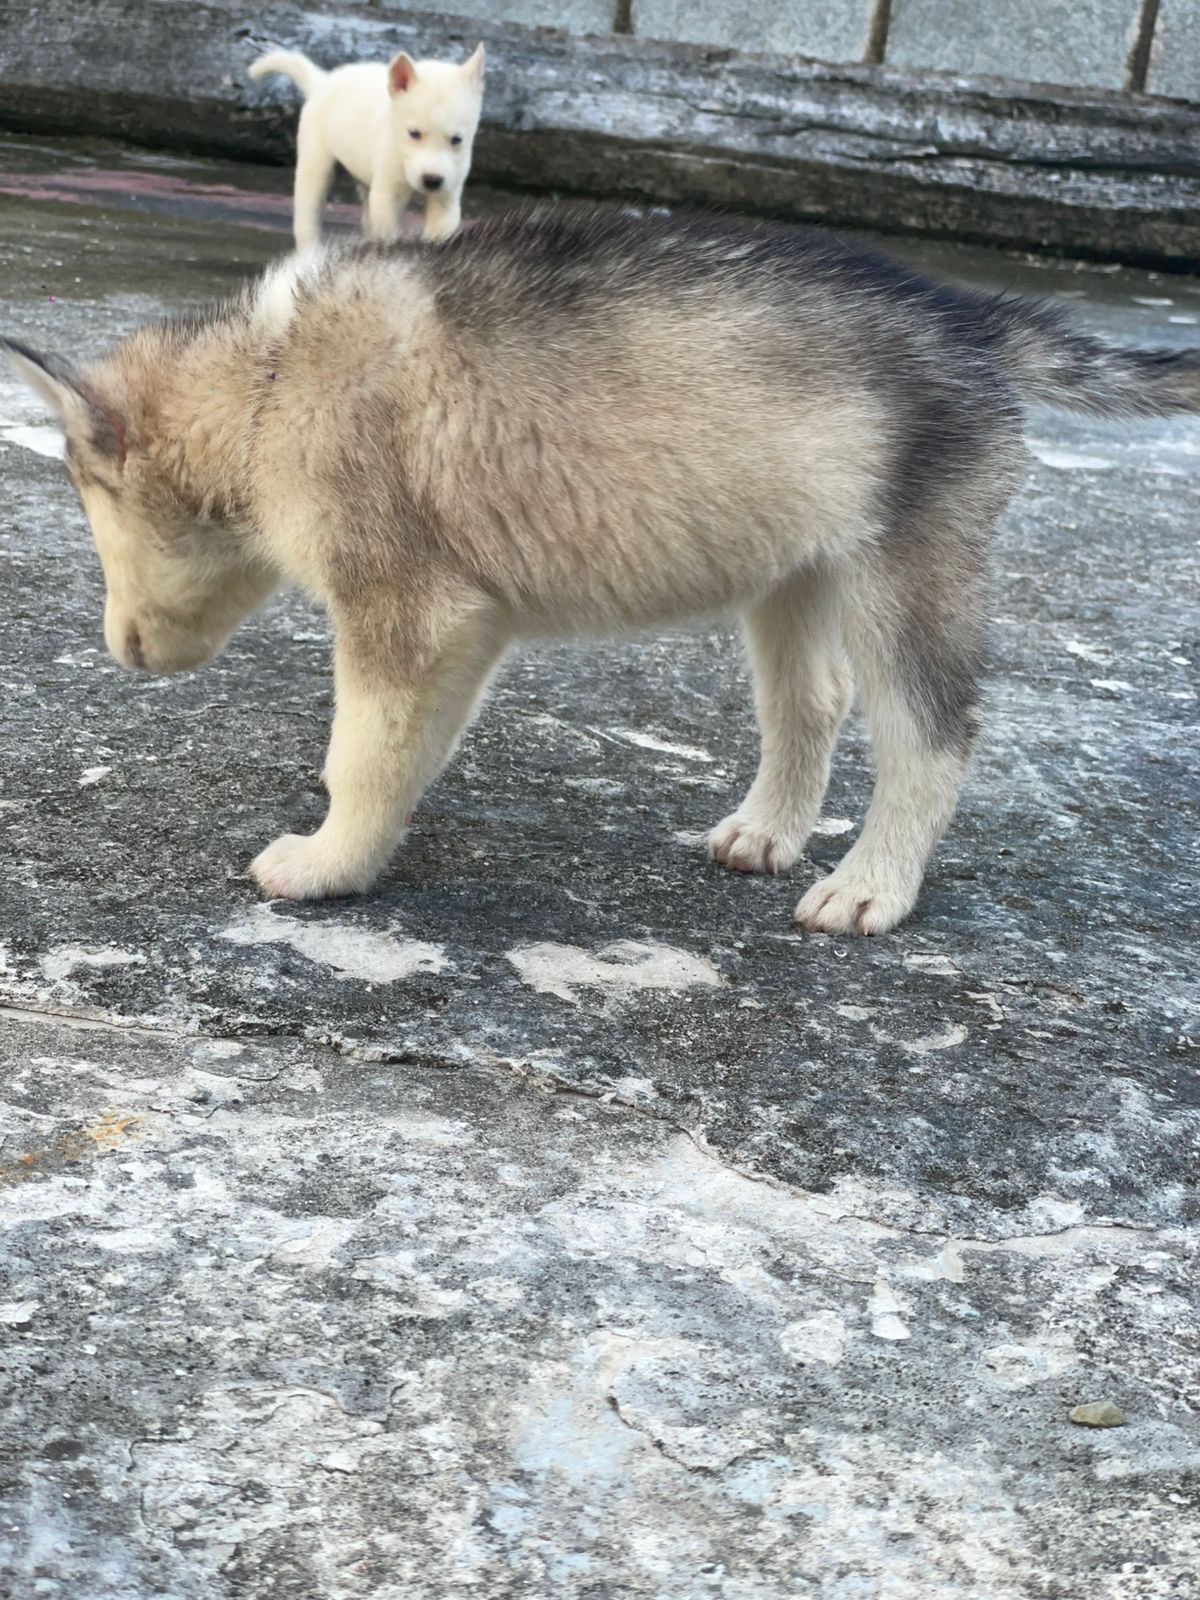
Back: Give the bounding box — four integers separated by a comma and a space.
1, 135, 1198, 1598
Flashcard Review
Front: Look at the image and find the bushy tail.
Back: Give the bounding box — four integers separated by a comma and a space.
248, 50, 326, 99
987, 296, 1200, 418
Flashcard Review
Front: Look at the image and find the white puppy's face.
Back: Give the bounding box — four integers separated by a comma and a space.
387, 45, 485, 200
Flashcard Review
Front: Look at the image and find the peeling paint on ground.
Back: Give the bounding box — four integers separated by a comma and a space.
507, 939, 724, 1005
219, 905, 446, 984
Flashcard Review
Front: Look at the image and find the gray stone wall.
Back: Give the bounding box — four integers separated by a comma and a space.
399, 0, 1199, 98
1148, 0, 1200, 97
886, 0, 1141, 91
630, 1, 876, 62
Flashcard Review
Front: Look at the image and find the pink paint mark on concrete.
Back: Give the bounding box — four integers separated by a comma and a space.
0, 167, 423, 237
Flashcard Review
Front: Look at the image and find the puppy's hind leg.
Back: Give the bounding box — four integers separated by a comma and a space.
710, 564, 851, 875
794, 527, 988, 936
292, 108, 335, 250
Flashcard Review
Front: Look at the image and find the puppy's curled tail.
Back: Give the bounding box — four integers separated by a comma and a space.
248, 50, 326, 98
990, 296, 1200, 418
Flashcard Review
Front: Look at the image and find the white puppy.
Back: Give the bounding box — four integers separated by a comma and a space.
249, 44, 485, 245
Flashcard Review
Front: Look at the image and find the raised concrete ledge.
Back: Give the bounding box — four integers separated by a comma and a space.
1, 1, 1199, 266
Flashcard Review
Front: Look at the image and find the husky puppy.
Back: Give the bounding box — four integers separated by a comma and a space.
5, 210, 1198, 933
248, 44, 485, 244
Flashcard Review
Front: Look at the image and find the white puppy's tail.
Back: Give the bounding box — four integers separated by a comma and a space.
248, 50, 326, 99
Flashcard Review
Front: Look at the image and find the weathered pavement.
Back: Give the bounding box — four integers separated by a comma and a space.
1, 137, 1198, 1599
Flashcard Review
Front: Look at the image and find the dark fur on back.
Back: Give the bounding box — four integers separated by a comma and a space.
418, 205, 1200, 411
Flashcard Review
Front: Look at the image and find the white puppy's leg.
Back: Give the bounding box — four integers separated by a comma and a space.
250, 603, 509, 900
709, 566, 851, 875
293, 110, 336, 250
421, 188, 463, 242
364, 164, 408, 242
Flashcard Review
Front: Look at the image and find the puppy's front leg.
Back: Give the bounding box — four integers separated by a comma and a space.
364, 165, 409, 243
421, 189, 462, 242
293, 114, 335, 251
250, 603, 508, 901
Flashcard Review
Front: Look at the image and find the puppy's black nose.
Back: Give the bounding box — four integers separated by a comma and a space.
422, 174, 445, 192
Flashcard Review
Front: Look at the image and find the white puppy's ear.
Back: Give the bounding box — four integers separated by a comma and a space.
2, 338, 126, 466
387, 52, 418, 95
462, 43, 485, 88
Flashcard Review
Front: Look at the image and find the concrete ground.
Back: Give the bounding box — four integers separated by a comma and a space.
0, 135, 1197, 1599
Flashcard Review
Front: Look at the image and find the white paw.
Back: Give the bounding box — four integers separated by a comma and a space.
708, 812, 807, 875
249, 833, 375, 901
794, 861, 919, 936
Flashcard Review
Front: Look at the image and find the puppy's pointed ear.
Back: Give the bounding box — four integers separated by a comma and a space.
387, 52, 418, 95
462, 43, 485, 88
2, 338, 126, 467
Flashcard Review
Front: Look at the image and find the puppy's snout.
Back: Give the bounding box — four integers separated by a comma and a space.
421, 174, 445, 192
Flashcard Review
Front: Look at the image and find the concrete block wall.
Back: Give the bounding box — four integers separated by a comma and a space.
629, 2, 876, 62
885, 0, 1141, 91
398, 0, 1199, 99
1147, 0, 1200, 97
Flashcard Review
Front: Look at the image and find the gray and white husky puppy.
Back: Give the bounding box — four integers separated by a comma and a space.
6, 209, 1198, 933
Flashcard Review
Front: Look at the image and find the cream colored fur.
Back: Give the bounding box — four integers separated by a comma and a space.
249, 44, 484, 245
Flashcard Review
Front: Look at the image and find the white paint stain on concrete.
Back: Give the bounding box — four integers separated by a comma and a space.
875, 1022, 970, 1055
1028, 443, 1114, 472
0, 422, 64, 459
219, 905, 446, 984
0, 1300, 39, 1325
780, 1310, 849, 1365
508, 940, 723, 1005
812, 815, 854, 838
269, 1219, 358, 1270
1090, 678, 1135, 695
523, 713, 605, 753
608, 728, 713, 763
868, 1280, 911, 1341
1065, 638, 1107, 664
672, 828, 711, 848
605, 1075, 658, 1103
903, 953, 962, 977
983, 1336, 1076, 1391
40, 945, 145, 983
835, 1002, 875, 1021
937, 1242, 967, 1284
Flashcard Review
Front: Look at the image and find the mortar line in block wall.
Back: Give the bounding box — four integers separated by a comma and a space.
1124, 0, 1161, 91
864, 0, 893, 65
